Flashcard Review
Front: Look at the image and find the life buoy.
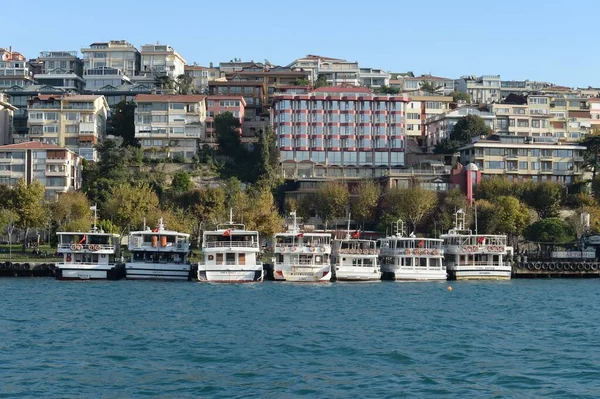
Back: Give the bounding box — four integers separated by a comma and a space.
413, 249, 421, 255
177, 243, 182, 249
461, 246, 467, 253
370, 249, 376, 255
66, 255, 72, 262
549, 263, 556, 271
423, 249, 430, 255
291, 246, 297, 252
76, 244, 83, 250
404, 249, 410, 255
310, 246, 316, 252
542, 263, 548, 270
577, 263, 585, 271
592, 263, 599, 271
320, 246, 326, 252
534, 262, 542, 270
584, 263, 591, 271
433, 249, 439, 255
70, 244, 77, 250
527, 263, 534, 270
570, 263, 576, 271
208, 255, 214, 261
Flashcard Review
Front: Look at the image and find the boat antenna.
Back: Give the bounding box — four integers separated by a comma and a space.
91, 203, 98, 232
290, 211, 297, 234
346, 212, 351, 239
229, 208, 233, 224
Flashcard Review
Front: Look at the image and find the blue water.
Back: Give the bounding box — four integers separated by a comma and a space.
1, 279, 600, 398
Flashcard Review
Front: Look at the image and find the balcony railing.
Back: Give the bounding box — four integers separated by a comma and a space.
58, 243, 115, 252
205, 241, 259, 249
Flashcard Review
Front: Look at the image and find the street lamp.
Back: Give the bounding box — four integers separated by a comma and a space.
8, 219, 13, 263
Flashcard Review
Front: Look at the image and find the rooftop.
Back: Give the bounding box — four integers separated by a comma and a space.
0, 141, 73, 151
135, 94, 207, 102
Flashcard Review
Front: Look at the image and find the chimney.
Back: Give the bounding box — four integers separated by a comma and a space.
9, 46, 12, 53
209, 62, 213, 68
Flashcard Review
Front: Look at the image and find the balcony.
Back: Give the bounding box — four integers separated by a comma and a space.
46, 170, 69, 177
46, 158, 69, 165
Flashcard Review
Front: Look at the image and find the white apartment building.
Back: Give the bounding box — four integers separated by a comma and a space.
134, 94, 206, 159
0, 47, 35, 89
456, 75, 501, 104
399, 75, 455, 96
26, 94, 109, 161
358, 68, 391, 88
81, 40, 140, 90
287, 55, 360, 86
0, 93, 17, 145
139, 44, 186, 78
425, 107, 496, 150
0, 141, 83, 200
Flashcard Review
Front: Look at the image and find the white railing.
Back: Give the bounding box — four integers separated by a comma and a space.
58, 244, 115, 251
205, 241, 259, 248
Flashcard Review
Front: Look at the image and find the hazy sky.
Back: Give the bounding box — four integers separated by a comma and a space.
4, 0, 599, 87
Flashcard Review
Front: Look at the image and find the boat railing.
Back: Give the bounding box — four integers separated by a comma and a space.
204, 241, 259, 249
456, 261, 507, 267
58, 243, 115, 251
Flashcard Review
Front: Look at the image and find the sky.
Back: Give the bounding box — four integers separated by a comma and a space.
3, 0, 600, 88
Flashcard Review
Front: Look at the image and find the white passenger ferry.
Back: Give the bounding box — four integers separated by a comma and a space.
440, 210, 511, 280
378, 220, 446, 281
197, 211, 263, 283
331, 218, 380, 281
125, 219, 192, 280
273, 212, 332, 282
55, 206, 124, 280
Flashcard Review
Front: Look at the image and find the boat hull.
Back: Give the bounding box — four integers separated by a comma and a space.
382, 266, 447, 281
55, 264, 125, 280
449, 267, 511, 280
334, 268, 381, 282
276, 265, 331, 282
125, 262, 191, 280
197, 264, 263, 283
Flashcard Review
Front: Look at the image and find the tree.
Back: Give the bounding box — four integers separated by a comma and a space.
581, 132, 600, 186
104, 182, 160, 234
155, 75, 176, 93
420, 80, 443, 94
475, 177, 515, 201
215, 112, 243, 158
171, 171, 192, 192
492, 196, 532, 247
50, 191, 91, 230
374, 85, 400, 94
110, 101, 137, 146
452, 91, 471, 103
255, 126, 280, 186
431, 187, 469, 235
12, 180, 47, 248
244, 186, 284, 239
178, 186, 226, 245
294, 78, 310, 86
523, 218, 575, 246
380, 185, 438, 233
314, 73, 329, 89
521, 181, 563, 218
176, 74, 194, 95
313, 181, 349, 229
351, 180, 380, 230
450, 115, 491, 143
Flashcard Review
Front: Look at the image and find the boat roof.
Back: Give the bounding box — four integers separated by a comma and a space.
129, 229, 190, 238
56, 231, 119, 238
440, 231, 507, 238
206, 229, 259, 234
379, 236, 443, 242
334, 238, 376, 243
274, 232, 331, 237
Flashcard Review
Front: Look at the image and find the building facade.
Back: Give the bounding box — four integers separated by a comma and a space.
458, 135, 586, 185
33, 51, 85, 92
399, 75, 455, 96
425, 107, 496, 150
456, 75, 501, 104
0, 141, 83, 199
133, 94, 206, 159
0, 94, 17, 145
405, 95, 453, 141
0, 47, 35, 89
26, 94, 109, 161
272, 87, 408, 179
81, 41, 140, 89
205, 95, 245, 146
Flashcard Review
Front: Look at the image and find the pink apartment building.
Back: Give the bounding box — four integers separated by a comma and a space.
205, 95, 246, 145
272, 87, 408, 179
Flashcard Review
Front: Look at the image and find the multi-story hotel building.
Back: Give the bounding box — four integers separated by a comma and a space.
0, 47, 35, 89
458, 135, 586, 185
0, 93, 17, 145
272, 87, 408, 179
81, 40, 140, 90
0, 141, 83, 199
133, 94, 206, 159
26, 94, 109, 161
205, 95, 245, 146
33, 51, 85, 92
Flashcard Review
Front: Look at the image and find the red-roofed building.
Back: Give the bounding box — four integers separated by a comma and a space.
0, 141, 83, 199
0, 46, 35, 88
133, 94, 207, 159
272, 87, 409, 179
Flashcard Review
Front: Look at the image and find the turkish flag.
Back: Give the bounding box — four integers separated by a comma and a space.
478, 236, 485, 244
297, 233, 304, 238
418, 240, 424, 247
223, 229, 231, 237
351, 231, 360, 239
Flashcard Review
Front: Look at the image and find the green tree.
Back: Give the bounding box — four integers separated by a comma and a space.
176, 74, 194, 94
452, 91, 471, 103
216, 112, 244, 158
521, 181, 563, 218
12, 180, 47, 248
155, 75, 176, 93
435, 115, 490, 154
351, 180, 380, 230
581, 132, 600, 185
178, 186, 226, 245
493, 196, 532, 247
255, 126, 280, 186
374, 85, 400, 94
171, 170, 192, 192
314, 181, 349, 229
475, 177, 515, 200
294, 78, 311, 86
420, 80, 443, 94
104, 182, 160, 234
110, 101, 137, 146
245, 186, 284, 239
380, 185, 438, 233
314, 73, 329, 89
431, 187, 469, 235
50, 191, 91, 230
523, 218, 575, 248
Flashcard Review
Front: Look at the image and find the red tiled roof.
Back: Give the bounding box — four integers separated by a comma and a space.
0, 141, 70, 150
134, 94, 207, 102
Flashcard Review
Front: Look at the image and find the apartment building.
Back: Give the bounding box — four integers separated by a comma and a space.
425, 107, 495, 150
500, 80, 551, 98
209, 80, 264, 118
0, 47, 35, 89
0, 141, 83, 199
132, 44, 186, 88
492, 99, 552, 138
204, 95, 246, 145
184, 64, 221, 93
405, 95, 453, 141
26, 94, 109, 161
358, 68, 391, 88
0, 94, 17, 145
398, 75, 454, 96
133, 94, 206, 159
589, 98, 600, 129
81, 40, 140, 90
272, 86, 408, 179
33, 51, 85, 92
456, 75, 501, 104
458, 135, 585, 185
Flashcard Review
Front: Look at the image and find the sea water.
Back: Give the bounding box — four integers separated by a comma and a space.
1, 279, 600, 398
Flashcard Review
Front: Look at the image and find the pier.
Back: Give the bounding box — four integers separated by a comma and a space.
0, 262, 56, 277
512, 261, 600, 278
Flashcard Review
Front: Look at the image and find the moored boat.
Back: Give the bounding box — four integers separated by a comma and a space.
331, 217, 380, 281
197, 211, 263, 283
378, 219, 446, 281
125, 219, 191, 280
55, 206, 124, 280
273, 212, 331, 282
441, 210, 511, 280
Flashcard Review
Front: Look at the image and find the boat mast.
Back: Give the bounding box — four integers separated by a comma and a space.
346, 213, 351, 240
92, 204, 98, 232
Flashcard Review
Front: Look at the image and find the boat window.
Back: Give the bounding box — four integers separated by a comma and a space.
363, 258, 373, 266
239, 253, 246, 265
277, 254, 283, 263
216, 253, 223, 265
405, 257, 412, 266
419, 258, 427, 267
88, 235, 110, 245
494, 255, 499, 263
315, 255, 322, 263
226, 253, 235, 265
